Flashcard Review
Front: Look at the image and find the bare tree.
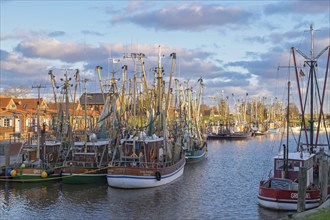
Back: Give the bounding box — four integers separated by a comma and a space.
1, 85, 32, 98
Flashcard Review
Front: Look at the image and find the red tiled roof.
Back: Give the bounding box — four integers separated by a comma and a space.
13, 98, 46, 110
0, 97, 16, 110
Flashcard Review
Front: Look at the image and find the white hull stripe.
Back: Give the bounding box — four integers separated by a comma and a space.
257, 195, 320, 204
186, 151, 206, 159
107, 163, 185, 180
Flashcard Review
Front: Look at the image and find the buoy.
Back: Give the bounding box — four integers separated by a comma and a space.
10, 169, 17, 177
41, 171, 48, 178
7, 168, 13, 176
21, 163, 26, 168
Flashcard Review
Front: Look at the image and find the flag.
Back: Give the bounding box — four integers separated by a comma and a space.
299, 69, 305, 77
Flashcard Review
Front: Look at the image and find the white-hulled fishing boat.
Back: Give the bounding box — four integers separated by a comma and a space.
107, 135, 185, 188
107, 47, 185, 188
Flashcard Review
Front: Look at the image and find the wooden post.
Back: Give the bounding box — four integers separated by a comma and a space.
318, 148, 329, 204
297, 167, 307, 212
319, 148, 324, 186
320, 159, 328, 203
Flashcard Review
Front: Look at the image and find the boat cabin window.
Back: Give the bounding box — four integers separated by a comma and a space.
275, 159, 284, 170
275, 159, 301, 171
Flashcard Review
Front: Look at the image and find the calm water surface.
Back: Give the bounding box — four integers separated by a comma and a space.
1, 134, 302, 219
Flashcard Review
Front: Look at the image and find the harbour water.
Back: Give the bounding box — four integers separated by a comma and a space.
0, 134, 306, 219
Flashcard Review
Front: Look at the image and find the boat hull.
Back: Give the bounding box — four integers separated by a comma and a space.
61, 167, 107, 184
268, 128, 280, 134
9, 167, 62, 183
207, 132, 250, 140
185, 148, 206, 163
258, 182, 321, 210
107, 157, 185, 189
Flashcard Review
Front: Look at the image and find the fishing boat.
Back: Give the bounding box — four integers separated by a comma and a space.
8, 139, 63, 182
267, 127, 280, 134
6, 93, 64, 182
251, 123, 268, 136
49, 67, 112, 184
175, 78, 207, 163
207, 92, 251, 140
258, 25, 330, 211
258, 151, 321, 210
107, 133, 185, 188
107, 48, 185, 188
207, 123, 250, 140
61, 138, 109, 184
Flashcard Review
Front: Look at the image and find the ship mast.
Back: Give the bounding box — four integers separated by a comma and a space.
292, 24, 330, 152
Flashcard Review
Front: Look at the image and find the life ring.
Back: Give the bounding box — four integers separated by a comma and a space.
48, 154, 53, 162
155, 171, 161, 181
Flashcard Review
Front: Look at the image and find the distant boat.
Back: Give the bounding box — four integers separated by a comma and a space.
268, 128, 280, 134
251, 123, 268, 136
207, 132, 250, 140
290, 126, 301, 133
207, 123, 250, 140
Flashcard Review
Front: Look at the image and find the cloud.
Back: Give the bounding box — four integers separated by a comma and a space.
1, 29, 44, 41
0, 49, 10, 60
7, 36, 276, 100
0, 49, 53, 89
1, 29, 67, 41
264, 0, 330, 15
81, 30, 104, 36
111, 3, 255, 31
48, 31, 66, 37
1, 49, 51, 75
244, 36, 267, 44
14, 38, 105, 63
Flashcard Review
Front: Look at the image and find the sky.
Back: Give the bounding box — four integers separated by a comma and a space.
1, 0, 329, 110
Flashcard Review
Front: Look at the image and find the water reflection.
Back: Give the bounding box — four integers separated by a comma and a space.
1, 181, 60, 219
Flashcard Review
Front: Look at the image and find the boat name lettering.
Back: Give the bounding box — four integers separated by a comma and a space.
290, 193, 311, 199
33, 170, 41, 174
140, 170, 153, 175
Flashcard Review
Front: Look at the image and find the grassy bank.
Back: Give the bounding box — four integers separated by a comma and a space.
296, 208, 330, 219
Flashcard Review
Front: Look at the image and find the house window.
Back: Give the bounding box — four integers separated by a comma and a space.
3, 118, 11, 127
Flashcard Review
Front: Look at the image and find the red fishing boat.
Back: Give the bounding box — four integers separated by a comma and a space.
258, 152, 321, 210
258, 24, 330, 211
